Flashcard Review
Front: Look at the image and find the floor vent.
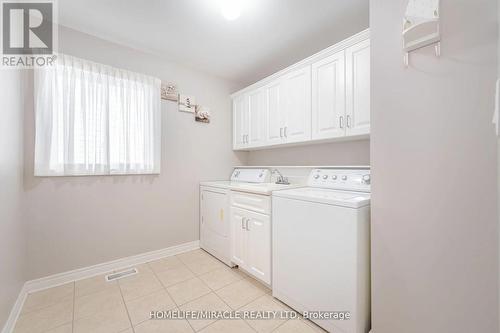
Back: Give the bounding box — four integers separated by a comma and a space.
105, 268, 138, 282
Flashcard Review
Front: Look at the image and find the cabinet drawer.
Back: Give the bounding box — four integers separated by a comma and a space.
230, 191, 270, 215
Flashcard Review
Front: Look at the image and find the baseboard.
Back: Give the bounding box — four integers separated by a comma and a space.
1, 240, 200, 333
1, 285, 28, 333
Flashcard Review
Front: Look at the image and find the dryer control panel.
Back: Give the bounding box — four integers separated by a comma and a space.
308, 169, 371, 192
230, 168, 270, 183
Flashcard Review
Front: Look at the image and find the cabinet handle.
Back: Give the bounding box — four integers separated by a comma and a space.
241, 218, 246, 230
246, 218, 250, 231
284, 126, 288, 138
346, 115, 351, 128
280, 127, 283, 138
339, 116, 344, 129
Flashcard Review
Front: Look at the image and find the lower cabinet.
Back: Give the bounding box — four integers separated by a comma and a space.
230, 206, 271, 285
230, 207, 247, 267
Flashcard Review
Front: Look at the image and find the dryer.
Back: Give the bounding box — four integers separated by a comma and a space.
199, 168, 271, 266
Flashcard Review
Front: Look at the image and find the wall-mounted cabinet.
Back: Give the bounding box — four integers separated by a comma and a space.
264, 80, 284, 145
232, 29, 370, 151
248, 88, 267, 147
345, 39, 371, 137
311, 50, 346, 140
233, 95, 249, 150
281, 66, 312, 144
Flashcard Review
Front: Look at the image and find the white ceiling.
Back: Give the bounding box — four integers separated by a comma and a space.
58, 0, 369, 86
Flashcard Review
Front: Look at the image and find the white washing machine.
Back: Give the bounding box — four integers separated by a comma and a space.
272, 168, 371, 333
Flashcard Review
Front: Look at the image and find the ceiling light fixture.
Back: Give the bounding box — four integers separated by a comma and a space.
220, 0, 243, 20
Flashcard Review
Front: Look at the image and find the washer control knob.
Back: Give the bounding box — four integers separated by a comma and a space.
322, 175, 329, 180
362, 174, 371, 184
332, 175, 338, 180
314, 174, 320, 179
341, 175, 348, 181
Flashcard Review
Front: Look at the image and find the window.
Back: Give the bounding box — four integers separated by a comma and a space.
34, 54, 161, 176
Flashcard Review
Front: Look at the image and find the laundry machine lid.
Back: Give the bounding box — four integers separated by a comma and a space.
273, 187, 370, 208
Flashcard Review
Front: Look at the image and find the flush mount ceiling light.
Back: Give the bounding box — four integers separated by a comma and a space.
220, 0, 245, 20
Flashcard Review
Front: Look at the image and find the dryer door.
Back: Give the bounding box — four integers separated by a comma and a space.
201, 189, 229, 238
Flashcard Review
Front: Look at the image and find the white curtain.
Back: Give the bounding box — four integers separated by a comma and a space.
34, 54, 162, 176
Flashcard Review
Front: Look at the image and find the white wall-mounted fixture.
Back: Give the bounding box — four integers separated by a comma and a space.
402, 0, 440, 67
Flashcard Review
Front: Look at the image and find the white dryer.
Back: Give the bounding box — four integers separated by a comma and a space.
272, 168, 371, 333
199, 168, 271, 267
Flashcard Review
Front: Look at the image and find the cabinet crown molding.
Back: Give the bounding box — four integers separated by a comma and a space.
231, 29, 370, 98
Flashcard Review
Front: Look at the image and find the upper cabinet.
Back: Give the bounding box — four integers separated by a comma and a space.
311, 50, 346, 140
346, 39, 370, 136
232, 29, 370, 151
233, 94, 249, 150
248, 88, 267, 147
282, 66, 312, 144
264, 80, 284, 145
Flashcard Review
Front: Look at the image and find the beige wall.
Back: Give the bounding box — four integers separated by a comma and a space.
371, 1, 498, 332
23, 26, 246, 279
246, 139, 370, 166
498, 0, 500, 329
0, 71, 27, 327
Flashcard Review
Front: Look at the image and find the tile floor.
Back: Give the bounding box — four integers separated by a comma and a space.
13, 249, 325, 333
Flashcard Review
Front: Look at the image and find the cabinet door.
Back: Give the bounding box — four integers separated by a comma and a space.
233, 94, 249, 150
282, 66, 312, 143
248, 88, 267, 147
346, 39, 370, 136
265, 80, 285, 145
311, 51, 346, 140
230, 207, 247, 267
246, 211, 271, 285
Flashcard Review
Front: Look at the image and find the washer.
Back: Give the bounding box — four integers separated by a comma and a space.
272, 168, 371, 333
